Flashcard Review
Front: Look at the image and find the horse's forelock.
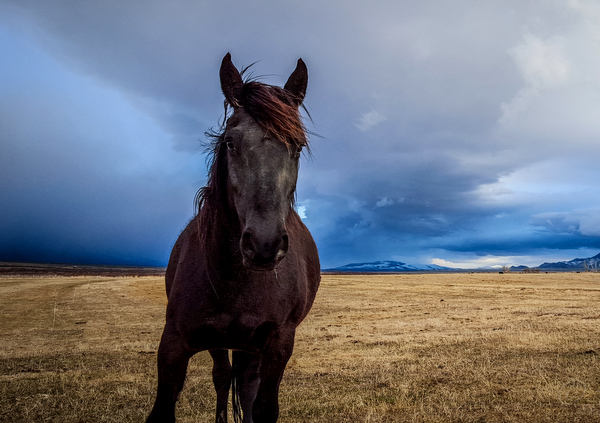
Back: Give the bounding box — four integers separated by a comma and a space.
240, 81, 308, 148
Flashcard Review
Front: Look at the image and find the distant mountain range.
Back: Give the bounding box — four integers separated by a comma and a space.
536, 252, 600, 271
324, 260, 452, 272
325, 253, 600, 272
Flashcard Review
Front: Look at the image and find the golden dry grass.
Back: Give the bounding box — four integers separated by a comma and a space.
1, 272, 599, 422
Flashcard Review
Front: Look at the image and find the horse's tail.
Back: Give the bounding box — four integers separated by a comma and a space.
231, 366, 243, 423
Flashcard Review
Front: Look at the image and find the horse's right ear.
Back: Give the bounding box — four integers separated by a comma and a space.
220, 53, 243, 108
284, 58, 308, 106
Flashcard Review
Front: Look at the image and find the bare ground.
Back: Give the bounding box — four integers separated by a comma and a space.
1, 272, 599, 422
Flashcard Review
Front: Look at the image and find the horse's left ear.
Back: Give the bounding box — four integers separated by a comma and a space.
220, 53, 243, 108
284, 58, 308, 106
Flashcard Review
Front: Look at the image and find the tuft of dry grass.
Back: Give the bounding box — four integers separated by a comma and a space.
1, 273, 599, 422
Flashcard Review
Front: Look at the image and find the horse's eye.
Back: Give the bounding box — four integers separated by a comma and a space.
224, 138, 235, 151
294, 145, 303, 157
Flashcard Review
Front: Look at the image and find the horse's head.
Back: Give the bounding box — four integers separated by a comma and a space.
219, 53, 308, 271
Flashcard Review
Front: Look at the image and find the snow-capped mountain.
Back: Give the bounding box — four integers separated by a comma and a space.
325, 260, 453, 272
538, 253, 600, 271
324, 252, 600, 273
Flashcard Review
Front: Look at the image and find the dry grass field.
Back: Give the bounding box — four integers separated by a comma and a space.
1, 272, 599, 422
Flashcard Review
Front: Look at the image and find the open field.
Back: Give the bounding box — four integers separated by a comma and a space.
1, 272, 599, 422
0, 262, 165, 277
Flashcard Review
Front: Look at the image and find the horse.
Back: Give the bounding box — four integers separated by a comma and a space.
146, 53, 320, 423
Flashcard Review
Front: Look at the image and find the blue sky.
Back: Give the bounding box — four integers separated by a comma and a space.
2, 1, 600, 269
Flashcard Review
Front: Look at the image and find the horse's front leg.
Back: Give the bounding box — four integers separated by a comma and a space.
210, 349, 232, 423
147, 328, 192, 423
252, 333, 295, 423
232, 351, 262, 423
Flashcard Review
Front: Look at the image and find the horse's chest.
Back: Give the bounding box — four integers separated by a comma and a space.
188, 314, 281, 352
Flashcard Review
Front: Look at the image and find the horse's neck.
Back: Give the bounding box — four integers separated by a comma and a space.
200, 205, 242, 272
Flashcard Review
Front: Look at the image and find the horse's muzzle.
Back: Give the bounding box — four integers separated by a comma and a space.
241, 230, 289, 271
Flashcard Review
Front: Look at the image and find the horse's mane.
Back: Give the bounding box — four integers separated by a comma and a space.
194, 77, 309, 217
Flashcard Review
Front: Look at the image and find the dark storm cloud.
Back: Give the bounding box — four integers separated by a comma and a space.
0, 21, 199, 265
2, 0, 600, 268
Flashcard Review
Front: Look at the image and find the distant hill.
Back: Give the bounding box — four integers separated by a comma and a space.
509, 265, 529, 271
537, 253, 600, 271
324, 260, 454, 273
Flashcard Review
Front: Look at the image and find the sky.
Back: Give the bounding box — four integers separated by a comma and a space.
2, 0, 600, 269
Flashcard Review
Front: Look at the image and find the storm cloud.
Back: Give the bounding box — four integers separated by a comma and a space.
2, 0, 600, 268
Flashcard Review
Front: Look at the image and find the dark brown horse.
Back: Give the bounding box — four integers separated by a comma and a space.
147, 53, 320, 423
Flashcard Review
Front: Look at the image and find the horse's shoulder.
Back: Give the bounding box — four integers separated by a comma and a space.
166, 215, 203, 296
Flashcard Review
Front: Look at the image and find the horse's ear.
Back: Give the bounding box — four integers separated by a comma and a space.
220, 53, 243, 108
284, 58, 308, 106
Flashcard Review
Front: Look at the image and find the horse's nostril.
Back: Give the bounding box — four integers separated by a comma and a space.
277, 235, 289, 260
281, 234, 289, 250
275, 249, 286, 261
241, 232, 255, 259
